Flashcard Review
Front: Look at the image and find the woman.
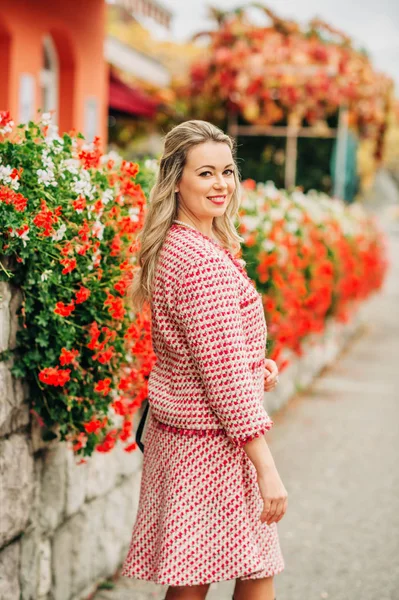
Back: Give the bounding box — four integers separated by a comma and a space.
121, 120, 288, 600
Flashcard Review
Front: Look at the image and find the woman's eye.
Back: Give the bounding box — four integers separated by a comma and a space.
199, 169, 234, 177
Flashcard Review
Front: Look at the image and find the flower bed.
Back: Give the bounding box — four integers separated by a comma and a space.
0, 112, 157, 460
0, 112, 388, 459
238, 180, 388, 367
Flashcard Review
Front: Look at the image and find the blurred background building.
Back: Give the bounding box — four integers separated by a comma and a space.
0, 0, 397, 195
0, 0, 108, 140
0, 0, 174, 147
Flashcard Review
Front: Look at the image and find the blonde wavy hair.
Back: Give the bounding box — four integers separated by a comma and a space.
129, 119, 244, 314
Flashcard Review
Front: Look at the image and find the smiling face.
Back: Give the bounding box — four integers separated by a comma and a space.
175, 141, 236, 227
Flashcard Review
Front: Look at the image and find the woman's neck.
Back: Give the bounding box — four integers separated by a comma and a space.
174, 214, 215, 239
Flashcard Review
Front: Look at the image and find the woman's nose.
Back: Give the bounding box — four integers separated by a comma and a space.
214, 175, 228, 189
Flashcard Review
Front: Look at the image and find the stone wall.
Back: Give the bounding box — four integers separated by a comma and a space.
0, 277, 145, 600
0, 274, 367, 600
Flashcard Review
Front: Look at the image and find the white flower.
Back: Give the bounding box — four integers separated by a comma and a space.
262, 239, 276, 252
40, 269, 53, 282
348, 202, 365, 220
100, 150, 122, 167
240, 192, 256, 210
102, 189, 114, 205
287, 208, 303, 222
71, 170, 95, 199
51, 224, 67, 241
291, 190, 307, 205
41, 112, 52, 126
241, 215, 259, 231
278, 196, 291, 212
87, 204, 103, 220
0, 165, 20, 190
128, 206, 140, 222
41, 150, 55, 169
0, 119, 14, 135
60, 158, 80, 176
270, 208, 285, 222
92, 221, 105, 240
46, 136, 64, 153
262, 220, 273, 235
285, 221, 299, 234
256, 195, 266, 210
37, 168, 57, 187
92, 248, 101, 265
10, 226, 30, 247
42, 118, 63, 151
263, 181, 280, 200
37, 149, 57, 187
144, 158, 159, 173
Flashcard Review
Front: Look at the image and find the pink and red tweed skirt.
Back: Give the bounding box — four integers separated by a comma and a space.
120, 412, 285, 586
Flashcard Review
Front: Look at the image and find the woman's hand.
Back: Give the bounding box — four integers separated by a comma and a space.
264, 358, 279, 392
257, 467, 288, 525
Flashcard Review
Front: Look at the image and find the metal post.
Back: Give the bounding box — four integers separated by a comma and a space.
227, 111, 238, 141
333, 104, 349, 199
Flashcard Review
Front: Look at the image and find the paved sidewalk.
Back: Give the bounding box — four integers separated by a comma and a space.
92, 225, 399, 600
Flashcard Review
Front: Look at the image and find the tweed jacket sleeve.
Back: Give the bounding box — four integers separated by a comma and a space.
172, 254, 274, 448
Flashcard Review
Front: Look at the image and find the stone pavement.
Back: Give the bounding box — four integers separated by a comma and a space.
92, 217, 399, 600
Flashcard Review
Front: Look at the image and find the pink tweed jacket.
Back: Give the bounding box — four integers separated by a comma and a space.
147, 223, 274, 448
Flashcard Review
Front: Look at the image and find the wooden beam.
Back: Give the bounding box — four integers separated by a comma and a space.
285, 129, 298, 188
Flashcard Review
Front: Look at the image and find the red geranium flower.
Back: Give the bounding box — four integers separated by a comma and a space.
33, 199, 62, 236
72, 196, 86, 213
104, 292, 126, 320
54, 301, 75, 317
39, 366, 71, 386
0, 186, 28, 212
75, 286, 91, 304
83, 416, 108, 434
94, 378, 112, 396
96, 430, 118, 453
60, 258, 77, 275
59, 348, 80, 365
92, 346, 115, 364
78, 136, 101, 169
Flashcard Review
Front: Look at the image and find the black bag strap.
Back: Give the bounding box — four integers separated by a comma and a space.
135, 399, 149, 454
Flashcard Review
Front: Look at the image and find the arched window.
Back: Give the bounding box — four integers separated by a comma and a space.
40, 36, 59, 121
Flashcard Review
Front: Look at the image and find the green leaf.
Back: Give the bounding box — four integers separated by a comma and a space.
10, 362, 27, 378
0, 349, 13, 362
35, 313, 49, 327
36, 333, 50, 348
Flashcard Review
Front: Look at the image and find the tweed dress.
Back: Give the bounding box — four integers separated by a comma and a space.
120, 223, 285, 586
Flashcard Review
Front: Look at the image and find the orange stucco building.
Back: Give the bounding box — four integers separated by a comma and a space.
0, 0, 108, 141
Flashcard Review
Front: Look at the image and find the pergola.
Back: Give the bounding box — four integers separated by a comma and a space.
227, 64, 349, 198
